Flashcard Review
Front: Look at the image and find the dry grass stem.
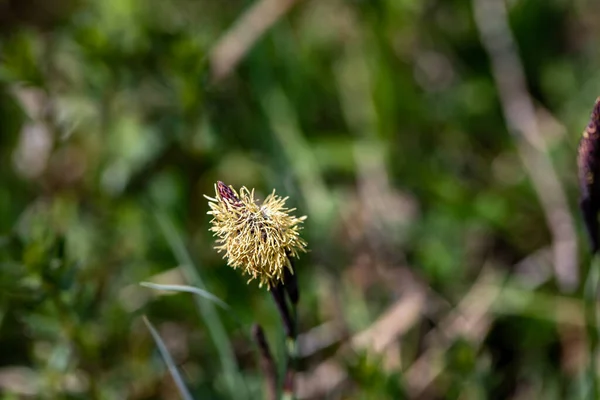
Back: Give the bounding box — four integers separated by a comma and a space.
473, 0, 578, 291
210, 0, 300, 81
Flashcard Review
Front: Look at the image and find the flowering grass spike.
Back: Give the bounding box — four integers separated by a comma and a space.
205, 181, 307, 287
579, 97, 600, 254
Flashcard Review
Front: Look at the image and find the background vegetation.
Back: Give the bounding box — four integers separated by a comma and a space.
1, 0, 599, 398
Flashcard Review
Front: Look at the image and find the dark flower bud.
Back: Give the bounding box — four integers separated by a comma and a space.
578, 97, 600, 254
217, 181, 242, 207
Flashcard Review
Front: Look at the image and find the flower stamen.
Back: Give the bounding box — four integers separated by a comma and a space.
205, 181, 307, 287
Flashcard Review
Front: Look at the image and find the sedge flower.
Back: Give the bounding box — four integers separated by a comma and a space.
205, 181, 307, 287
579, 97, 600, 254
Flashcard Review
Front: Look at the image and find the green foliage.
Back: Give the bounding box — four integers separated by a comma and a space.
0, 0, 597, 398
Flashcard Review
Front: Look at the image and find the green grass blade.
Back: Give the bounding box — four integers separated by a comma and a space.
143, 316, 195, 400
154, 212, 248, 400
140, 282, 230, 310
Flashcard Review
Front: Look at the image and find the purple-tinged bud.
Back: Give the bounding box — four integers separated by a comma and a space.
217, 181, 242, 206
578, 98, 600, 254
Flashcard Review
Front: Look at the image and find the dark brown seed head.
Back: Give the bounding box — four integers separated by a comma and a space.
578, 98, 600, 253
217, 181, 242, 206
578, 99, 600, 189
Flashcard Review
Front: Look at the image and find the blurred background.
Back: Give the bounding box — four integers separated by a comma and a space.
1, 0, 600, 398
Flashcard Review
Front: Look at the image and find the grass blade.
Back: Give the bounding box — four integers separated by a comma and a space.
154, 211, 249, 400
143, 316, 194, 400
140, 282, 230, 310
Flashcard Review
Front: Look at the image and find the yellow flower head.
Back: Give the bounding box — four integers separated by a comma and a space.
205, 181, 307, 287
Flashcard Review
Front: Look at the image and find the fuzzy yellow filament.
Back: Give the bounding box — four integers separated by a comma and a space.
205, 181, 307, 287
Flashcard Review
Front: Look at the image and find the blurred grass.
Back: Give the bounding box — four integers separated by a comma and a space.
143, 316, 194, 400
0, 0, 599, 399
154, 211, 250, 400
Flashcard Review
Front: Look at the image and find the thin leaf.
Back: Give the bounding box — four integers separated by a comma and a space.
154, 211, 249, 400
140, 282, 230, 310
143, 316, 194, 400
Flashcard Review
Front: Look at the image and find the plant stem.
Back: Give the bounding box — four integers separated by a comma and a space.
270, 279, 298, 399
282, 304, 298, 400
253, 324, 278, 400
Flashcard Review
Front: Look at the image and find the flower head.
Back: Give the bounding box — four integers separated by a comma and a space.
578, 97, 600, 254
205, 181, 307, 287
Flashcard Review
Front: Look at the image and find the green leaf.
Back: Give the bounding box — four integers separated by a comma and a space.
143, 316, 194, 400
140, 282, 230, 310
